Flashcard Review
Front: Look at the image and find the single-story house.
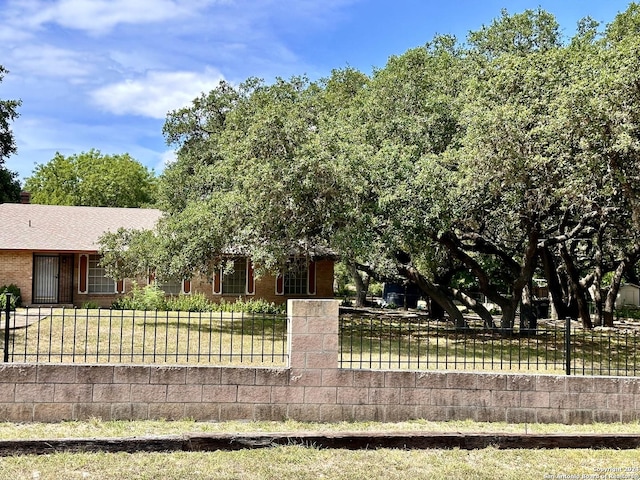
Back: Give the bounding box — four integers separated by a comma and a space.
0, 202, 334, 307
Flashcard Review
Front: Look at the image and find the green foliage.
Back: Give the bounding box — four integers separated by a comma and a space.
100, 5, 640, 331
615, 305, 640, 320
163, 293, 212, 312
111, 282, 166, 311
24, 149, 157, 207
0, 284, 21, 310
81, 301, 100, 309
0, 65, 21, 202
112, 283, 284, 314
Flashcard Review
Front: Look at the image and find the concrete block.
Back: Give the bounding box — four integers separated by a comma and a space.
186, 366, 222, 385
148, 403, 186, 420
74, 403, 112, 421
385, 371, 416, 388
15, 383, 54, 403
0, 403, 33, 422
54, 384, 93, 403
37, 364, 76, 383
304, 386, 337, 404
93, 384, 131, 402
0, 365, 37, 383
368, 387, 400, 405
520, 390, 550, 408
130, 384, 167, 403
76, 365, 115, 384
113, 365, 150, 384
237, 385, 271, 403
33, 403, 74, 422
202, 385, 237, 402
149, 366, 186, 384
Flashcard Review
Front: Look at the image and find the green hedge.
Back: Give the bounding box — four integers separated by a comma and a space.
112, 283, 284, 314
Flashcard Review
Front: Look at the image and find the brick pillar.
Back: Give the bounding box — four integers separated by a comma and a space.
287, 299, 340, 370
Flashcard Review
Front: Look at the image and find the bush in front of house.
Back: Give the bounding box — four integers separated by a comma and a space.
112, 283, 284, 314
111, 282, 166, 311
0, 284, 21, 310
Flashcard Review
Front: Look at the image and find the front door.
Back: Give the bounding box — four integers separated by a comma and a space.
33, 254, 74, 304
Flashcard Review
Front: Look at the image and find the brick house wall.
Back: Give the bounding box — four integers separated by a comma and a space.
1, 252, 334, 307
0, 251, 33, 305
1, 300, 639, 424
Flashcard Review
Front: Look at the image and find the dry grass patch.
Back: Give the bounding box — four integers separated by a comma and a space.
7, 309, 287, 366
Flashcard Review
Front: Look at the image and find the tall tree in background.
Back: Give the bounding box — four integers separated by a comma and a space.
0, 65, 21, 203
24, 149, 157, 207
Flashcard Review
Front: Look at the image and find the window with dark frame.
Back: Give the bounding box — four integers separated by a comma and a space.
222, 257, 247, 295
283, 258, 308, 295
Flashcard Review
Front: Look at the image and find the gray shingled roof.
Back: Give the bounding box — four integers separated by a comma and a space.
0, 204, 162, 252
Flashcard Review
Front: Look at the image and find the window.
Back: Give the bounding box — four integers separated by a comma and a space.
88, 254, 115, 294
283, 258, 308, 295
222, 257, 247, 295
213, 257, 253, 295
157, 279, 182, 295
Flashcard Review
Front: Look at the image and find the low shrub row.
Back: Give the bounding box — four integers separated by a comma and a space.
111, 283, 284, 314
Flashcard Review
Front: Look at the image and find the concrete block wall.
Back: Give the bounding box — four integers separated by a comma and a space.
1, 299, 639, 423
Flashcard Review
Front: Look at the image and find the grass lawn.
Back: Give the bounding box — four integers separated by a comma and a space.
6, 309, 288, 366
340, 316, 640, 376
0, 420, 639, 480
5, 309, 640, 376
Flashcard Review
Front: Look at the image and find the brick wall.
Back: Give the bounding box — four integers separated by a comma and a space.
1, 299, 639, 423
0, 251, 32, 305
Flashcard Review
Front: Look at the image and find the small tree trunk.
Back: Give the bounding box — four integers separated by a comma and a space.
398, 265, 467, 328
451, 288, 496, 329
603, 243, 640, 327
519, 284, 537, 332
560, 243, 593, 329
540, 246, 568, 320
347, 263, 369, 307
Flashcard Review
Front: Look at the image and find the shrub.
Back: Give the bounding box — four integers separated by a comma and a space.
112, 282, 166, 311
0, 284, 21, 310
82, 301, 100, 309
615, 305, 640, 320
165, 293, 212, 312
112, 284, 285, 314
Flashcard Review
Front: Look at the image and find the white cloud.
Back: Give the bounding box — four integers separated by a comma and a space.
90, 68, 225, 118
25, 0, 218, 35
8, 44, 92, 79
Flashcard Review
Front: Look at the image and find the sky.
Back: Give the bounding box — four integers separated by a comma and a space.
0, 0, 635, 183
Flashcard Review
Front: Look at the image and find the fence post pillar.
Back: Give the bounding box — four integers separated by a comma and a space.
287, 299, 340, 371
3, 293, 11, 362
565, 316, 571, 375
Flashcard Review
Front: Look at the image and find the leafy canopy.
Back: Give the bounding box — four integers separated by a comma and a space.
24, 149, 157, 207
0, 65, 21, 203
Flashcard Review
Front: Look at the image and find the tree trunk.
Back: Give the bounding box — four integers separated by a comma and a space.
540, 246, 568, 320
398, 264, 467, 328
519, 283, 537, 332
603, 244, 640, 327
347, 262, 370, 307
451, 288, 497, 329
592, 226, 605, 326
560, 243, 593, 329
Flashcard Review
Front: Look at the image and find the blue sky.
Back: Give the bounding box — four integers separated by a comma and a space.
1, 0, 634, 182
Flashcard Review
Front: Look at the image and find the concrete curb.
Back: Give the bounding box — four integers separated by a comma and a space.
1, 432, 640, 456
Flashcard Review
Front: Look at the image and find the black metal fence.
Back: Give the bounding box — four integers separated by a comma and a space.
339, 315, 640, 376
2, 304, 288, 366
